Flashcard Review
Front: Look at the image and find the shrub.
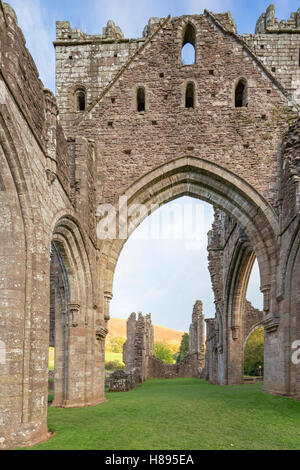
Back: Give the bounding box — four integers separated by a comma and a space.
154, 342, 174, 364
105, 361, 125, 371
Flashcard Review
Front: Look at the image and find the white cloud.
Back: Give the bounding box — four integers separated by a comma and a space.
9, 0, 55, 91
110, 198, 216, 331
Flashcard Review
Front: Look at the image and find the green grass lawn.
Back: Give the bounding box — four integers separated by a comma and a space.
25, 379, 300, 450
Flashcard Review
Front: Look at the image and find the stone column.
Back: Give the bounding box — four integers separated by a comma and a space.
43, 89, 58, 184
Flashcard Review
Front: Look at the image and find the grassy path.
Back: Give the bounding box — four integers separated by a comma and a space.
27, 379, 300, 450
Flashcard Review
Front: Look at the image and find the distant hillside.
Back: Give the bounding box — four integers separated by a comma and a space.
108, 317, 185, 345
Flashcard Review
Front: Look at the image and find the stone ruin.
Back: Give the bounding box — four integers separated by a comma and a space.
0, 0, 300, 448
109, 301, 206, 391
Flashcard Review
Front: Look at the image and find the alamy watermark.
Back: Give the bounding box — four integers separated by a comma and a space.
96, 196, 208, 251
0, 341, 5, 365
291, 340, 300, 365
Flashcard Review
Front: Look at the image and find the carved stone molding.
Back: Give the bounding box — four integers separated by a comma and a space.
68, 303, 80, 327
103, 291, 113, 322
231, 325, 240, 341
263, 315, 280, 334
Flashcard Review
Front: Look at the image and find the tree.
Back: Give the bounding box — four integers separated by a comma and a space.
154, 342, 174, 364
106, 336, 126, 353
244, 327, 264, 376
176, 333, 189, 363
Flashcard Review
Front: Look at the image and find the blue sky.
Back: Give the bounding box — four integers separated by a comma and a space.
7, 0, 293, 331
8, 0, 300, 92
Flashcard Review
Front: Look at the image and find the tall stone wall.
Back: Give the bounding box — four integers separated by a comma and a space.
202, 319, 218, 384
55, 8, 297, 209
0, 2, 106, 449
206, 207, 264, 385
123, 312, 154, 381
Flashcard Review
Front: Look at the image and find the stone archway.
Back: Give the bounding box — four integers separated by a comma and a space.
98, 156, 279, 392
225, 239, 258, 385
50, 215, 106, 409
282, 223, 300, 399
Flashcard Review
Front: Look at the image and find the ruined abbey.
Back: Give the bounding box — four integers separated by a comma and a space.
0, 1, 299, 449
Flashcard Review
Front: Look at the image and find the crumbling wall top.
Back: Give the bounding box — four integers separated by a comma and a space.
212, 12, 237, 34
3, 2, 17, 23
255, 4, 300, 33
55, 17, 168, 43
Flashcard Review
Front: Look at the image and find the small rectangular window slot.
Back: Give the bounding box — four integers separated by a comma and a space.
152, 121, 158, 126
124, 150, 132, 155
244, 143, 249, 149
272, 67, 276, 72
267, 89, 271, 94
111, 98, 116, 104
159, 73, 164, 78
261, 114, 267, 120
108, 122, 113, 127
114, 52, 118, 57
260, 45, 264, 49
69, 56, 73, 60
209, 70, 214, 75
164, 95, 168, 100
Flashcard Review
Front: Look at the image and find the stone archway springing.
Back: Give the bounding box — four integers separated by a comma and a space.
50, 215, 107, 409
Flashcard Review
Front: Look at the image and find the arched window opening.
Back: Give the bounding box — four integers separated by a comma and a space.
75, 88, 86, 112
49, 241, 71, 406
185, 82, 195, 108
235, 79, 248, 108
137, 87, 145, 112
181, 23, 196, 65
244, 326, 264, 378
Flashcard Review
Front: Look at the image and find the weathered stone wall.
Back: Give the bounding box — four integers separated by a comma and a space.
243, 4, 300, 104
189, 300, 205, 356
0, 2, 106, 449
109, 368, 141, 392
55, 6, 299, 402
206, 207, 264, 385
148, 352, 203, 380
243, 301, 264, 344
123, 312, 154, 381
203, 319, 218, 384
0, 0, 300, 449
55, 9, 296, 209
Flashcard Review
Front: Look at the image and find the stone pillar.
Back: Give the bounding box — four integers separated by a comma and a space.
188, 301, 206, 376
123, 313, 137, 372
203, 319, 218, 383
189, 300, 205, 355
123, 312, 154, 382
